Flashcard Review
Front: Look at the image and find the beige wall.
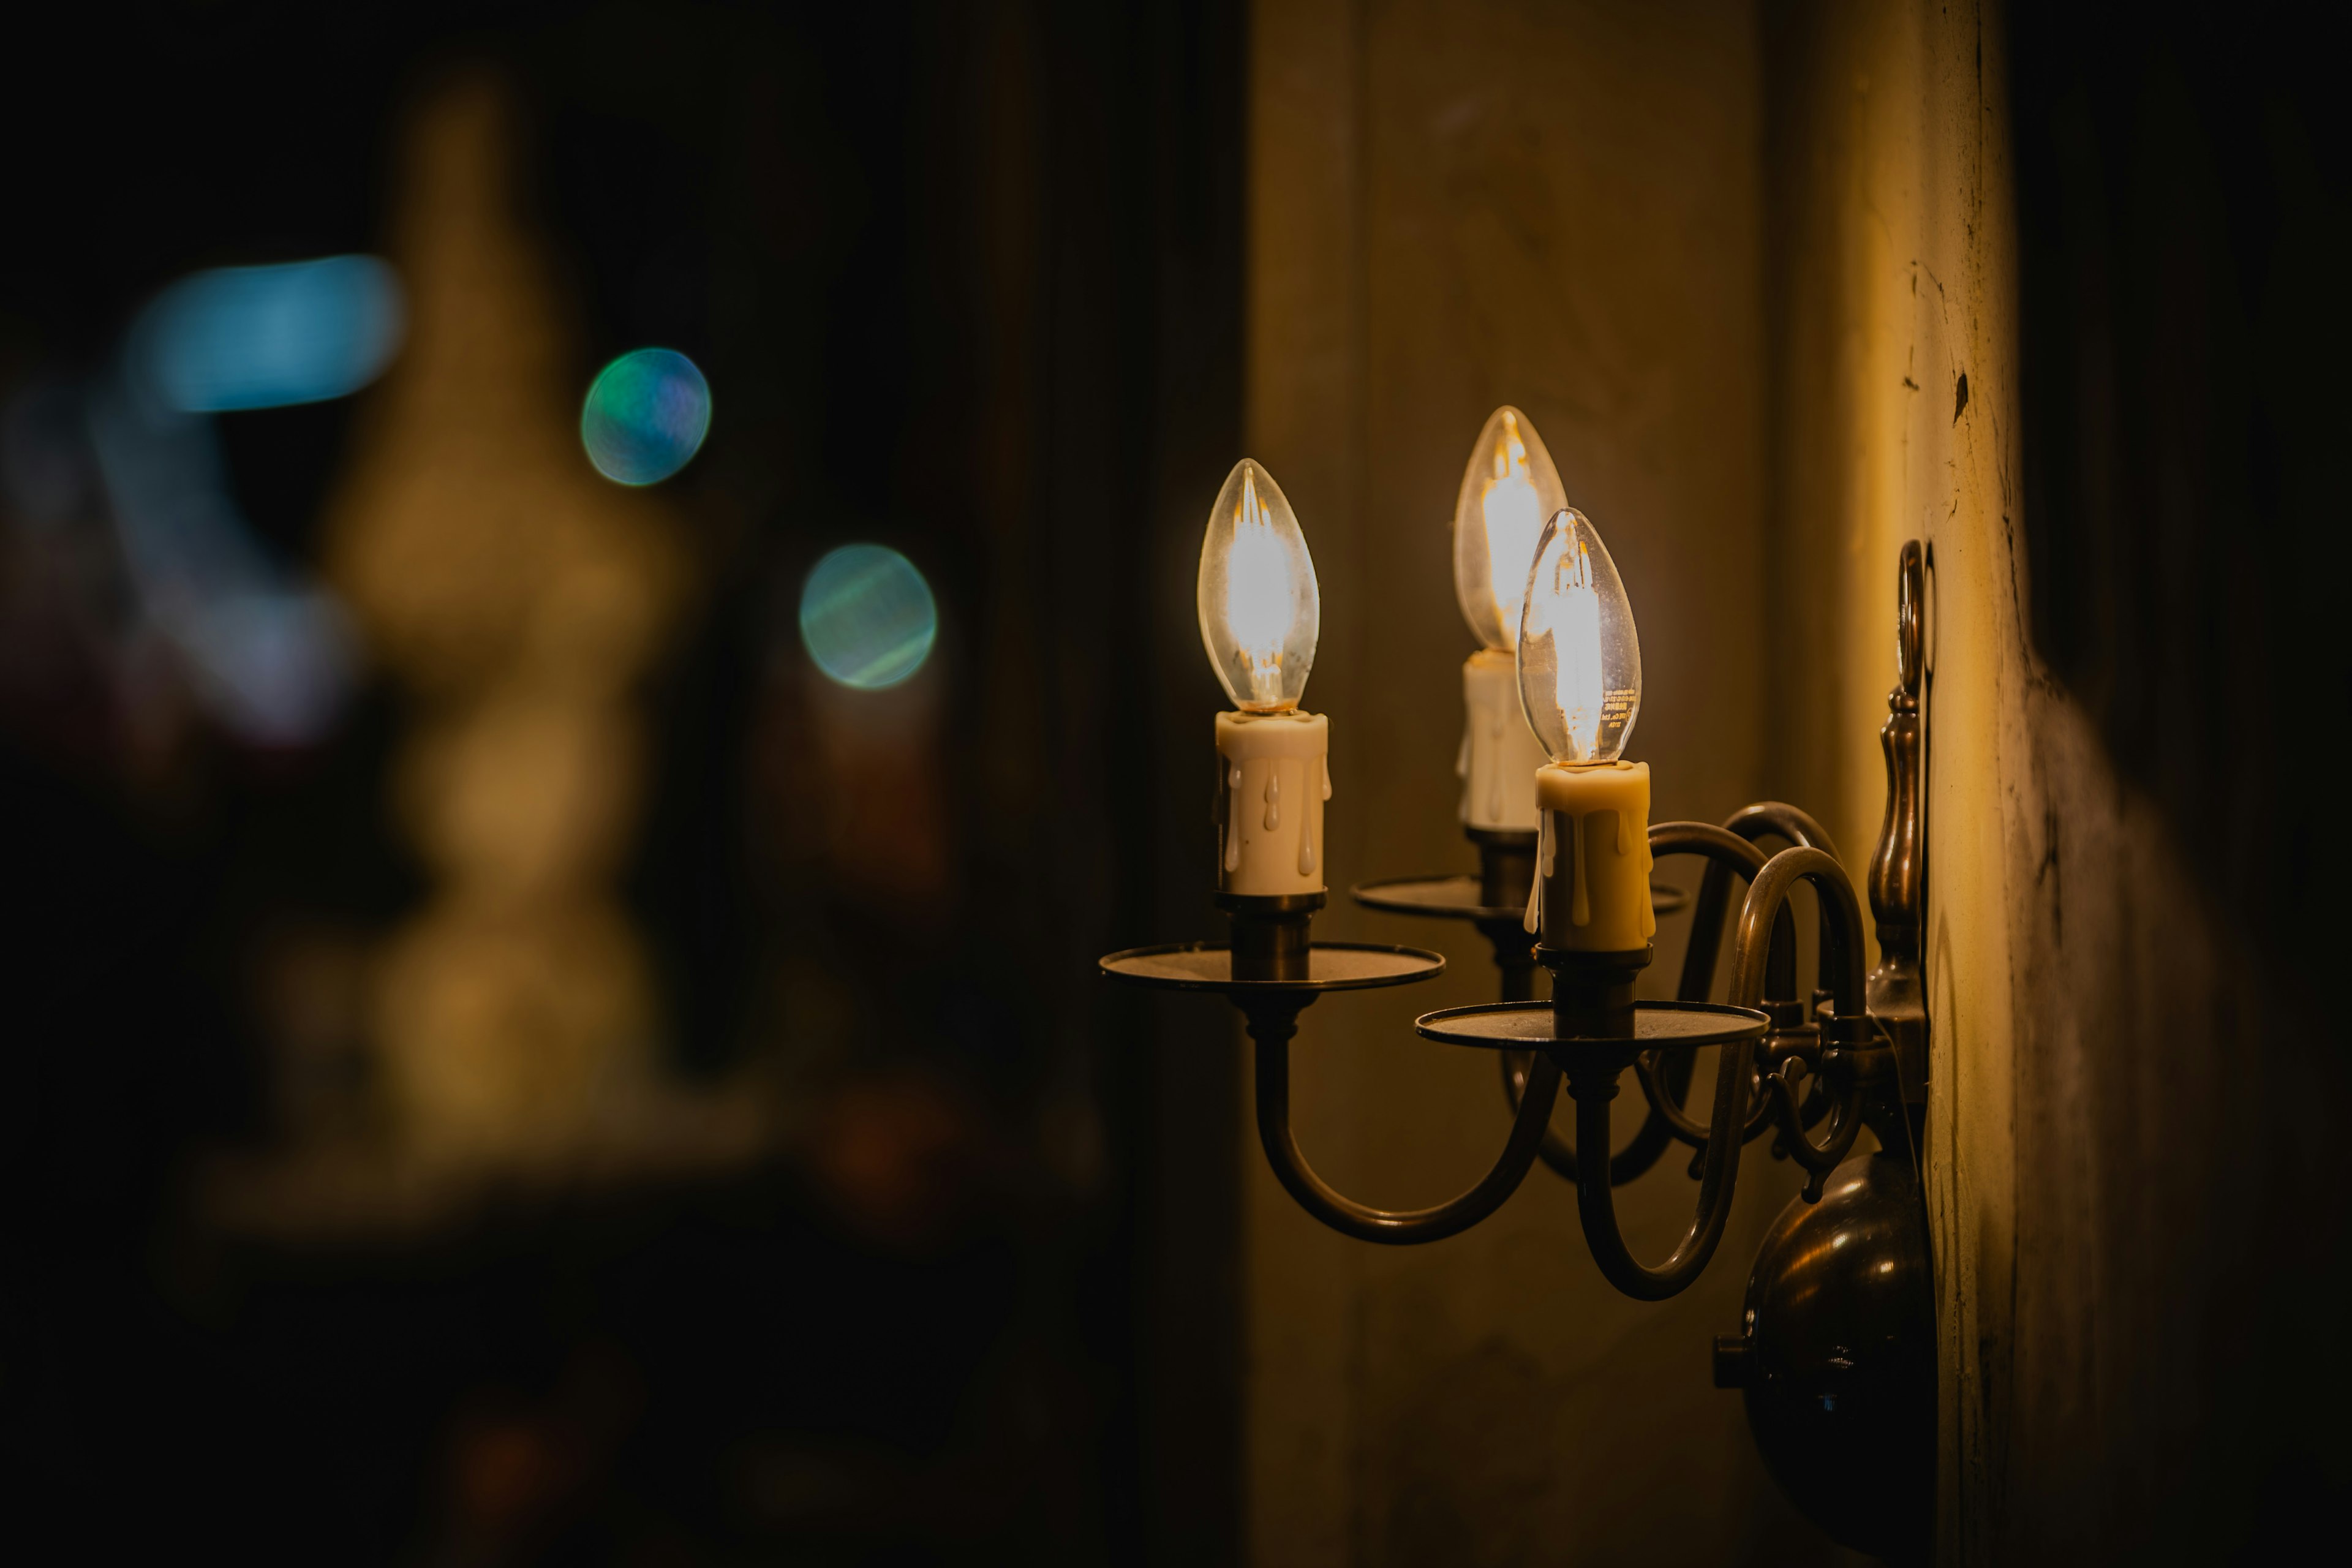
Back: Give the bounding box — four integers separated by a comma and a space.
1243, 2, 1852, 1562
1757, 0, 2020, 1548
1765, 1, 2334, 1559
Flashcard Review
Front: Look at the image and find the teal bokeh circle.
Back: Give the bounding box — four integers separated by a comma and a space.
799, 545, 938, 690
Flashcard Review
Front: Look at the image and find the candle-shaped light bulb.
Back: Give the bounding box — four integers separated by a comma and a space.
1516, 507, 1652, 951
1452, 406, 1568, 651
1201, 459, 1327, 897
1199, 459, 1319, 712
1517, 508, 1640, 764
1450, 409, 1566, 832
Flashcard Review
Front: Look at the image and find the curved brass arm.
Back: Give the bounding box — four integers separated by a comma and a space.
1725, 802, 1842, 862
1645, 808, 1847, 1153
1564, 1027, 1757, 1301
1249, 1003, 1561, 1245
1679, 804, 1839, 1003
1632, 823, 1778, 1150
1566, 835, 1878, 1299
1762, 1059, 1865, 1179
1502, 1047, 1688, 1185
1733, 846, 1873, 1189
1546, 815, 1787, 1298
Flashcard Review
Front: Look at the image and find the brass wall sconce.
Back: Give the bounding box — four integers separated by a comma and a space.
1101, 438, 1934, 1560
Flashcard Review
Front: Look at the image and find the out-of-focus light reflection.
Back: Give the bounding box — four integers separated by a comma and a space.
86, 382, 358, 746
799, 545, 937, 690
580, 349, 710, 485
135, 255, 405, 412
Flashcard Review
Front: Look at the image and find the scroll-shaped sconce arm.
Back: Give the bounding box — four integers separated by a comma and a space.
1732, 846, 1875, 1194
1678, 803, 1842, 1005
1630, 823, 1777, 1153
1638, 809, 1847, 1154
1248, 1001, 1561, 1245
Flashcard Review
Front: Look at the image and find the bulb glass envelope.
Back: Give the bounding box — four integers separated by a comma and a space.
1198, 458, 1320, 711
1517, 508, 1642, 764
1452, 406, 1568, 651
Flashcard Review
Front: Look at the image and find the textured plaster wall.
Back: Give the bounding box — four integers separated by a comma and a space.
1756, 0, 2021, 1551
1767, 1, 2349, 1559
1242, 2, 1854, 1563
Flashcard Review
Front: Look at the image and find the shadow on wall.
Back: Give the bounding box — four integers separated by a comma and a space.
1997, 3, 2352, 1557
2011, 3, 2352, 987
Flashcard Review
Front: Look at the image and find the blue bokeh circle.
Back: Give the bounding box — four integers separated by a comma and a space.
581, 348, 711, 485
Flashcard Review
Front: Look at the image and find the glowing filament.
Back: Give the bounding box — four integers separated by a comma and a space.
1481, 412, 1546, 643
1550, 537, 1605, 761
1225, 467, 1294, 707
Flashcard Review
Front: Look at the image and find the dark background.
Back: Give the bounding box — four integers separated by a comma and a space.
0, 2, 1242, 1562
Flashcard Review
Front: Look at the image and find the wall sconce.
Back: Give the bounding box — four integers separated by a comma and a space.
1102, 448, 1934, 1561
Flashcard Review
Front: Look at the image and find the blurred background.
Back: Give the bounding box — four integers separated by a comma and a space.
7, 2, 2347, 1566
2, 2, 1243, 1561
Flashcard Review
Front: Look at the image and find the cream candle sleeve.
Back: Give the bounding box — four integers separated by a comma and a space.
1458, 649, 1547, 831
1524, 760, 1654, 950
1215, 710, 1329, 895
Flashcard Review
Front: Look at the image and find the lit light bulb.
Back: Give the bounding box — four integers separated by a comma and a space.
1452, 406, 1568, 650
1198, 458, 1319, 712
1517, 508, 1641, 764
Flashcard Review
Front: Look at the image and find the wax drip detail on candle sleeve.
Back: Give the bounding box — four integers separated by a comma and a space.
1224, 761, 1243, 872
1525, 806, 1637, 935
1485, 705, 1507, 821
1263, 770, 1281, 831
1639, 821, 1656, 938
1455, 725, 1471, 822
1524, 809, 1555, 934
1298, 752, 1328, 876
